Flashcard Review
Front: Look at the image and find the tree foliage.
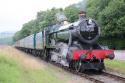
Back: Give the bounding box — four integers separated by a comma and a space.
87, 0, 125, 38
64, 5, 79, 22
87, 0, 125, 49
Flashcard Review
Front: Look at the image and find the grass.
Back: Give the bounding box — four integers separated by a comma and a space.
105, 59, 125, 74
0, 54, 22, 83
0, 53, 64, 83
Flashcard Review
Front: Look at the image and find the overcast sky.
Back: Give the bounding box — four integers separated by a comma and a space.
0, 0, 82, 32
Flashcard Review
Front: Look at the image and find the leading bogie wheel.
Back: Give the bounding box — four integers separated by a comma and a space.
75, 60, 82, 72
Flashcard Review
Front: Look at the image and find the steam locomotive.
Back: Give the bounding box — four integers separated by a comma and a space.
15, 13, 115, 72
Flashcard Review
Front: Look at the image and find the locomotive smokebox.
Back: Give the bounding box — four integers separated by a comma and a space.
75, 19, 100, 44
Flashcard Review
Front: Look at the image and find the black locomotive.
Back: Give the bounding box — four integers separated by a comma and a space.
15, 11, 114, 72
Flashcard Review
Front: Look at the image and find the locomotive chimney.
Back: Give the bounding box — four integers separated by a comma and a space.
79, 11, 86, 20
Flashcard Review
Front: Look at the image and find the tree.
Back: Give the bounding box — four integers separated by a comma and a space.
98, 0, 125, 37
64, 5, 79, 22
87, 0, 125, 38
37, 8, 59, 30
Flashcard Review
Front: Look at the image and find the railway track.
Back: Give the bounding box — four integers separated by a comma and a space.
19, 49, 125, 83
50, 62, 103, 83
102, 72, 125, 83
50, 62, 125, 83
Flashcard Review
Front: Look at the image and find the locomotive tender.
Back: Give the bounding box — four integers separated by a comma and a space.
15, 13, 115, 72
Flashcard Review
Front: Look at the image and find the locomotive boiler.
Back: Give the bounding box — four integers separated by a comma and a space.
48, 17, 99, 45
